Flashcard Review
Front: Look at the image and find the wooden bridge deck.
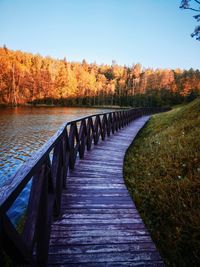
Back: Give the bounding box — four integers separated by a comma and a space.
48, 116, 164, 266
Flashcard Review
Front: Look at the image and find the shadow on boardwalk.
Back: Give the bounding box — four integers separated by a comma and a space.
48, 116, 165, 266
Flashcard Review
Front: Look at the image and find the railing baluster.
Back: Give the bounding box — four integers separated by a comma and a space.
103, 114, 108, 138
52, 140, 64, 217
86, 117, 92, 151
79, 119, 87, 159
107, 113, 111, 136
119, 112, 122, 129
116, 112, 119, 131
123, 111, 125, 126
119, 111, 122, 129
100, 115, 106, 141
94, 115, 99, 144
62, 129, 70, 188
112, 112, 116, 133
74, 122, 80, 160
35, 161, 49, 266
69, 122, 76, 169
22, 172, 45, 251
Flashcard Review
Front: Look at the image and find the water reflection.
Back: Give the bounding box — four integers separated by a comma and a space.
0, 106, 111, 185
0, 106, 112, 223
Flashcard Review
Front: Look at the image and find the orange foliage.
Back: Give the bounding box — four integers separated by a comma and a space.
0, 46, 200, 106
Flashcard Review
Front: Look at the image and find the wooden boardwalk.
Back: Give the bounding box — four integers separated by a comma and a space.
48, 115, 164, 266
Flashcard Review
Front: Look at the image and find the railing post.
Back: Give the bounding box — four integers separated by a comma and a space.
107, 114, 111, 137
36, 161, 53, 266
111, 113, 115, 134
62, 129, 70, 188
69, 122, 79, 169
36, 172, 48, 266
100, 114, 106, 141
52, 141, 64, 217
86, 117, 93, 151
79, 119, 86, 159
94, 115, 100, 144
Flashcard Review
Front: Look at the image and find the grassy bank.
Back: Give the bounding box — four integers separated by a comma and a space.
124, 98, 200, 267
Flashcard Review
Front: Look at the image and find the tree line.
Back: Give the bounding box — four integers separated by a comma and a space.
0, 46, 200, 107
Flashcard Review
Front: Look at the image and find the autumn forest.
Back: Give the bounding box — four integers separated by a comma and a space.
0, 46, 200, 107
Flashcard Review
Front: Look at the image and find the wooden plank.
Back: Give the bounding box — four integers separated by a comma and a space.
48, 242, 157, 254
49, 236, 153, 246
52, 218, 143, 226
48, 262, 164, 267
64, 184, 127, 189
48, 251, 161, 263
61, 198, 134, 203
60, 204, 135, 209
105, 262, 165, 267
50, 229, 148, 238
65, 180, 126, 185
51, 223, 146, 231
52, 208, 138, 214
47, 116, 164, 266
54, 213, 141, 220
61, 199, 134, 205
63, 193, 131, 198
75, 159, 123, 165
63, 192, 129, 197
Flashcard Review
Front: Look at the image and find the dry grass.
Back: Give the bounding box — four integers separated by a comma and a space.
124, 98, 200, 267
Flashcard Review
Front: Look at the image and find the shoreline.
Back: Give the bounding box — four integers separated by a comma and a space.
0, 103, 129, 109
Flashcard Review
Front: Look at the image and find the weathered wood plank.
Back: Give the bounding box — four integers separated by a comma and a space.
65, 193, 128, 197
48, 251, 161, 263
48, 262, 164, 267
105, 262, 165, 267
52, 217, 143, 225
54, 213, 141, 220
49, 236, 153, 246
62, 191, 130, 196
64, 180, 126, 185
48, 242, 157, 254
60, 205, 135, 211
50, 229, 148, 238
47, 116, 164, 266
61, 201, 134, 206
52, 208, 138, 214
51, 223, 147, 231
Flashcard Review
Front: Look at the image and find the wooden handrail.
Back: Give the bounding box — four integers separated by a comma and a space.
0, 106, 169, 266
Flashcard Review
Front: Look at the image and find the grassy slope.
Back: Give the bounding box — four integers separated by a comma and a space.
124, 98, 200, 267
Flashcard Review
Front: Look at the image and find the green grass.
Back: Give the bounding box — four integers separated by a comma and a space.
124, 98, 200, 267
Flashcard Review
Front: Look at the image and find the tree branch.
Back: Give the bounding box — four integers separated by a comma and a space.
194, 0, 200, 5
182, 6, 200, 11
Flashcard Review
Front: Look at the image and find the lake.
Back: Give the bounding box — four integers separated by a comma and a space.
0, 106, 112, 222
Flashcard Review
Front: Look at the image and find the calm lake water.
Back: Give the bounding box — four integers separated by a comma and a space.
0, 106, 112, 222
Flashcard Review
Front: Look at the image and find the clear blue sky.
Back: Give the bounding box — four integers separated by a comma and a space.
0, 0, 199, 70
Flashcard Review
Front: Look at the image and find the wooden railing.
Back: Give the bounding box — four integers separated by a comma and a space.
0, 107, 168, 266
